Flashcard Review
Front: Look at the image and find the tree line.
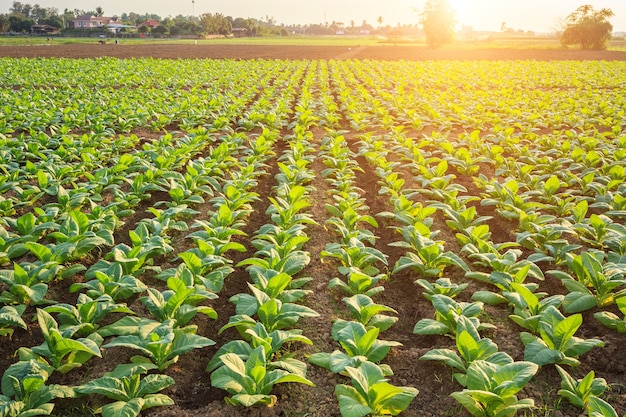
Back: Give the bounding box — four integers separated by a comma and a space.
0, 0, 617, 49
0, 1, 419, 38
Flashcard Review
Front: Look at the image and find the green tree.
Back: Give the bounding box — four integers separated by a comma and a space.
0, 14, 9, 32
419, 0, 456, 48
8, 14, 34, 32
560, 5, 614, 50
200, 12, 231, 36
39, 15, 62, 28
95, 6, 104, 17
152, 24, 167, 36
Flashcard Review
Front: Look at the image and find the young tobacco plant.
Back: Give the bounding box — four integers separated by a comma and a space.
140, 277, 217, 327
391, 225, 468, 278
520, 306, 604, 367
309, 320, 400, 375
71, 263, 148, 302
211, 346, 314, 407
414, 294, 495, 337
594, 294, 626, 332
450, 359, 538, 417
556, 365, 610, 410
335, 361, 418, 417
75, 369, 174, 417
0, 304, 27, 338
20, 309, 103, 374
415, 277, 468, 301
503, 282, 564, 333
44, 293, 134, 337
0, 263, 54, 306
222, 284, 319, 335
548, 250, 626, 313
322, 239, 388, 278
101, 318, 215, 371
420, 316, 514, 387
206, 321, 312, 376
342, 294, 398, 332
0, 358, 74, 417
328, 266, 388, 298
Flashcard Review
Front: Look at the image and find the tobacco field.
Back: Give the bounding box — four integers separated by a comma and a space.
0, 56, 626, 417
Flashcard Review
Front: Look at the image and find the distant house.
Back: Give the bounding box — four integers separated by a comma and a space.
231, 28, 248, 38
73, 15, 113, 29
107, 23, 135, 34
136, 19, 160, 30
31, 24, 59, 35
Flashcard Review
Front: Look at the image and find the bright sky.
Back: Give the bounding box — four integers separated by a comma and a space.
2, 1, 626, 32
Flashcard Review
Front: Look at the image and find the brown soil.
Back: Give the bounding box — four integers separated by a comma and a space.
1, 44, 625, 417
2, 43, 626, 61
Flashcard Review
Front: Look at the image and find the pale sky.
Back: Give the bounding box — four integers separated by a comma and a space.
2, 1, 626, 32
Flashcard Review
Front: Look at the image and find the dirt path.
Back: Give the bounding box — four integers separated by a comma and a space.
2, 43, 626, 61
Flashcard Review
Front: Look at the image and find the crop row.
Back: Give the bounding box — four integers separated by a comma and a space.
0, 57, 625, 416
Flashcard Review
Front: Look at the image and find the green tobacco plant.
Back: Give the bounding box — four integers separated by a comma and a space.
377, 194, 436, 227
222, 285, 319, 334
22, 309, 103, 374
140, 277, 217, 327
420, 316, 513, 387
556, 365, 609, 410
391, 225, 468, 278
0, 305, 27, 338
211, 346, 314, 407
0, 263, 54, 305
75, 370, 174, 417
415, 277, 468, 301
595, 294, 626, 332
322, 239, 388, 278
71, 263, 148, 301
325, 202, 379, 245
46, 209, 114, 261
265, 185, 316, 229
548, 250, 626, 313
102, 318, 214, 371
245, 269, 312, 304
335, 361, 418, 417
87, 224, 174, 277
44, 294, 133, 337
504, 283, 564, 333
0, 358, 74, 417
520, 306, 604, 367
466, 249, 544, 285
251, 224, 308, 255
328, 267, 388, 298
309, 320, 400, 375
238, 248, 311, 278
587, 396, 619, 417
450, 360, 538, 417
206, 322, 312, 375
469, 261, 545, 307
414, 294, 494, 337
342, 294, 398, 332
433, 204, 492, 234
157, 256, 233, 295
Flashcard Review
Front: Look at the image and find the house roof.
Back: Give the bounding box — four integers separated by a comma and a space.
74, 15, 114, 22
136, 19, 160, 28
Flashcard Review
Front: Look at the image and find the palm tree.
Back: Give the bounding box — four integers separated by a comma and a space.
95, 7, 104, 17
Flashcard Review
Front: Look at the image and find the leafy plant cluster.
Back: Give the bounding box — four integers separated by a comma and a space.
353, 117, 622, 415
310, 130, 418, 416
1, 57, 626, 416
208, 107, 320, 407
